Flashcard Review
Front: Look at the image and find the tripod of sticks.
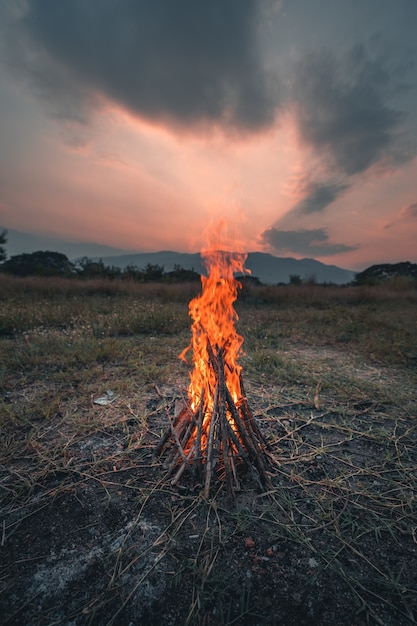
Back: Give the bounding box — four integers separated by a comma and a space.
155, 340, 272, 498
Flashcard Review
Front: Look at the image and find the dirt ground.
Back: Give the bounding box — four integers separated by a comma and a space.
1, 342, 416, 625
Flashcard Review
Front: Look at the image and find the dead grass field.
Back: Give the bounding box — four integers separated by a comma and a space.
0, 275, 416, 625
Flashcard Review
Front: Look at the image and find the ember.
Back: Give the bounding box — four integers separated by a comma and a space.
156, 223, 272, 497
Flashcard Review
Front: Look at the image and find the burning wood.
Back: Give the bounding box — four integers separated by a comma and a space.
156, 227, 272, 497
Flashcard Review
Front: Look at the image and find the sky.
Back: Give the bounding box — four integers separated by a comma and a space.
0, 0, 417, 271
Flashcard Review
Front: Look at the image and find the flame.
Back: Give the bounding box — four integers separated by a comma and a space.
160, 221, 273, 494
180, 225, 248, 416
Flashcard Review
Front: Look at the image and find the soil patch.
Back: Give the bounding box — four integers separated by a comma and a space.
1, 343, 416, 625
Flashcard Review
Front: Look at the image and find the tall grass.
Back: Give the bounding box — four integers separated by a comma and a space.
1, 274, 416, 366
1, 273, 416, 625
0, 273, 200, 301
239, 280, 417, 305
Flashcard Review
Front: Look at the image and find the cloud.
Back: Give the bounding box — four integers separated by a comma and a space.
291, 45, 404, 175
3, 4, 414, 159
4, 0, 277, 132
264, 44, 413, 242
292, 178, 349, 214
260, 227, 358, 257
400, 201, 417, 220
384, 201, 417, 229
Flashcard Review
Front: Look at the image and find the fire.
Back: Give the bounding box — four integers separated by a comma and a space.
156, 221, 272, 495
180, 245, 247, 415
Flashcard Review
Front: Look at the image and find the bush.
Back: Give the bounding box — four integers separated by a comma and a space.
0, 229, 7, 263
1, 251, 76, 277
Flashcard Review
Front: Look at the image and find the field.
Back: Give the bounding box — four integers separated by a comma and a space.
1, 274, 416, 625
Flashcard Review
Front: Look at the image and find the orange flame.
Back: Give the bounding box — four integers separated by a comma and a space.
180, 224, 248, 415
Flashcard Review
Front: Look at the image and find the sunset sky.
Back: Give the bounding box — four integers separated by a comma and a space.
1, 0, 416, 270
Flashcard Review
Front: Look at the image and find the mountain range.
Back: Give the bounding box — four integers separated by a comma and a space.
94, 251, 355, 285
2, 228, 355, 284
3, 228, 137, 260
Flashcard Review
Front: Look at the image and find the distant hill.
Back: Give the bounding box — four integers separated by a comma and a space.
355, 262, 417, 285
1, 229, 355, 284
94, 250, 355, 285
3, 228, 136, 259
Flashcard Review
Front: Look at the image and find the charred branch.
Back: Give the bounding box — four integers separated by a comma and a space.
155, 342, 272, 498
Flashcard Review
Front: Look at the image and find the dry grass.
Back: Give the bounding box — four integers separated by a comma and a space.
0, 275, 416, 625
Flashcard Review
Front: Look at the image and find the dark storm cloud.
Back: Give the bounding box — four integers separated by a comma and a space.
292, 179, 350, 214
260, 227, 358, 257
259, 44, 413, 252
5, 0, 277, 131
291, 45, 404, 175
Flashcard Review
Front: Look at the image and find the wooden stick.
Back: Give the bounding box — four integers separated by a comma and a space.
168, 412, 191, 466
193, 389, 205, 480
153, 406, 185, 457
225, 386, 272, 489
229, 452, 240, 492
239, 397, 266, 446
171, 446, 196, 485
217, 348, 233, 497
157, 323, 274, 496
204, 382, 219, 498
223, 415, 249, 463
156, 405, 190, 459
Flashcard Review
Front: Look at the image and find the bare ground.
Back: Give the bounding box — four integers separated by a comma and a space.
1, 340, 416, 625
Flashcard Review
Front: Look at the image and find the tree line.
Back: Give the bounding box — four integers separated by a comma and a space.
0, 231, 200, 282
1, 230, 416, 286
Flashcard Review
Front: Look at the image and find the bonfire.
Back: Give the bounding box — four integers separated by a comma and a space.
156, 234, 272, 497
